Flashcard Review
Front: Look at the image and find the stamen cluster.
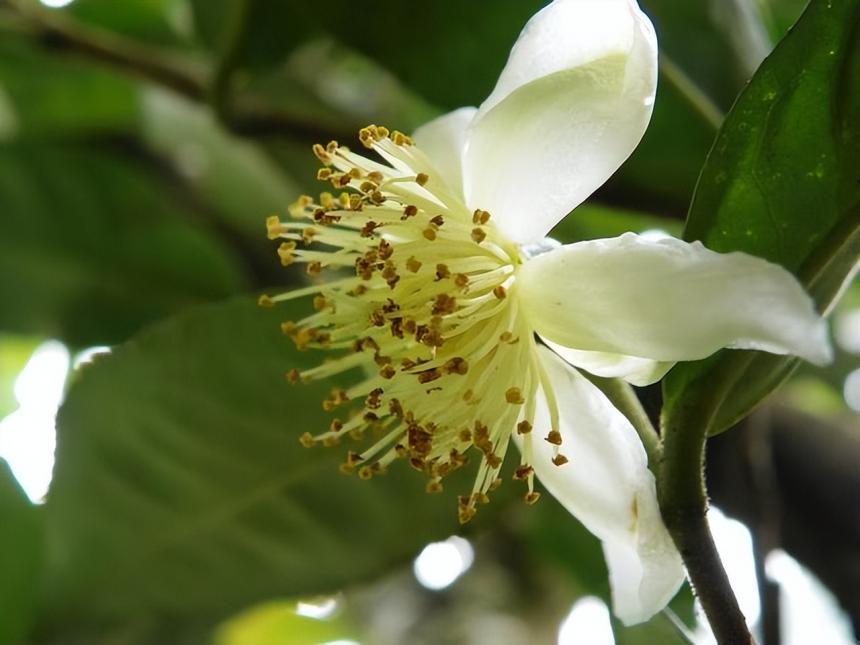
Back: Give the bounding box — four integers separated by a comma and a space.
262, 125, 566, 522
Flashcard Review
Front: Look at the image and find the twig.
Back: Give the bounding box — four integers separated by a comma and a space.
658, 352, 755, 644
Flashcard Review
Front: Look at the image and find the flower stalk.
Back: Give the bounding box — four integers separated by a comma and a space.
657, 353, 756, 644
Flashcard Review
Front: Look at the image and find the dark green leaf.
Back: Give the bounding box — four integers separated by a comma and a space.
0, 459, 43, 645
189, 0, 303, 71
0, 142, 246, 346
665, 0, 860, 434
552, 203, 683, 245
43, 298, 478, 638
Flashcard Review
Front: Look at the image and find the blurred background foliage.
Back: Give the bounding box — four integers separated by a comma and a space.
0, 0, 857, 644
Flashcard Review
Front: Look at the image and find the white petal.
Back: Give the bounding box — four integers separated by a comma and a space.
462, 0, 658, 243
518, 234, 833, 365
412, 107, 477, 201
545, 338, 674, 386
519, 347, 684, 623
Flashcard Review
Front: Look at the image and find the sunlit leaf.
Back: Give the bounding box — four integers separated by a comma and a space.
42, 298, 480, 638
213, 599, 357, 645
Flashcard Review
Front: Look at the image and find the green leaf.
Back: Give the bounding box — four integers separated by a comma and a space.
0, 336, 39, 419
189, 0, 302, 71
0, 459, 43, 645
0, 142, 246, 346
551, 203, 683, 245
42, 298, 476, 639
665, 0, 860, 435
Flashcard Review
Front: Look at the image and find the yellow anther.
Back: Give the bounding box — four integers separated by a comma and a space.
505, 387, 525, 405
423, 228, 437, 241
392, 130, 413, 146
316, 168, 333, 181
493, 286, 507, 299
472, 209, 491, 224
545, 430, 563, 446
415, 173, 429, 186
258, 294, 274, 308
313, 294, 327, 311
277, 242, 296, 266
432, 294, 457, 315
299, 432, 316, 448
458, 505, 476, 524
444, 357, 469, 375
306, 261, 323, 276
266, 215, 283, 240
513, 465, 533, 480
406, 256, 422, 273
425, 480, 443, 494
286, 368, 300, 383
417, 368, 442, 384
312, 143, 331, 164
471, 227, 487, 243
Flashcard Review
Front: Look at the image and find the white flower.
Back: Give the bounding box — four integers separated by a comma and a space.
262, 0, 831, 625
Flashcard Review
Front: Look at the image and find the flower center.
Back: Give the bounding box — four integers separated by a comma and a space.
262, 125, 565, 523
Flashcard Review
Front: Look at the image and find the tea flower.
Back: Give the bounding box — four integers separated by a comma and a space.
262, 0, 831, 624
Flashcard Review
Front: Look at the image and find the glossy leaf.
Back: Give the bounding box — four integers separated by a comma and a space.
42, 298, 475, 638
665, 0, 860, 435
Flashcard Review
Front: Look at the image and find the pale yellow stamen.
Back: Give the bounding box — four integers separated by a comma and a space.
265, 125, 563, 522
